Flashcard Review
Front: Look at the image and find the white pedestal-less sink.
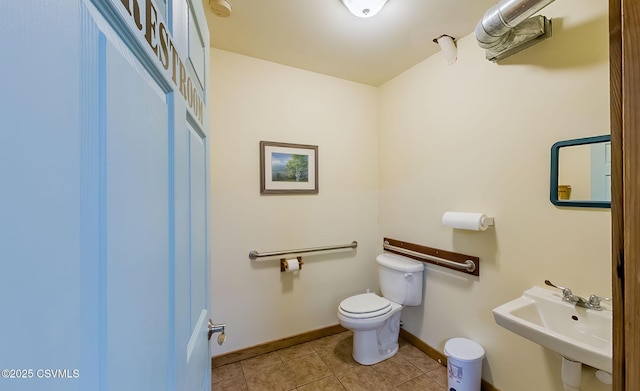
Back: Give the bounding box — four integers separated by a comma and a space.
493, 286, 612, 373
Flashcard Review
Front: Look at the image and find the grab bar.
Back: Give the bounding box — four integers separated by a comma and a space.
383, 241, 477, 273
249, 241, 358, 260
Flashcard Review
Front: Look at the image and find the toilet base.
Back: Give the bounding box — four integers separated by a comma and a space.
352, 331, 399, 365
350, 310, 402, 365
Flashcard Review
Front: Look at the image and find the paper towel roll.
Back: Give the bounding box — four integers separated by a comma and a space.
442, 212, 492, 231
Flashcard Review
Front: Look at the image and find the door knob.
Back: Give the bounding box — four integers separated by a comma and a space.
208, 320, 226, 346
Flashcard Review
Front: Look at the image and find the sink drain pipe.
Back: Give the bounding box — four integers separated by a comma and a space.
561, 357, 582, 391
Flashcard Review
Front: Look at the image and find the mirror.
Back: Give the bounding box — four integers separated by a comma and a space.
550, 135, 611, 208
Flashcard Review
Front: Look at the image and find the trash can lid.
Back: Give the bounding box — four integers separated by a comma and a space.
444, 337, 485, 362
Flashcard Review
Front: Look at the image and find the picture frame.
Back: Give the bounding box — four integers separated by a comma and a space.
260, 141, 318, 194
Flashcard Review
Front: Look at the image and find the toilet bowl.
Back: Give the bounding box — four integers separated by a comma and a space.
337, 253, 424, 365
337, 292, 403, 364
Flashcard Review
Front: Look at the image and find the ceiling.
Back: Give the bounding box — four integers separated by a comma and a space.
202, 0, 498, 86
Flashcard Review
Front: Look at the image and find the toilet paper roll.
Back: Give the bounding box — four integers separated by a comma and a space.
442, 212, 492, 231
286, 258, 299, 271
281, 258, 301, 272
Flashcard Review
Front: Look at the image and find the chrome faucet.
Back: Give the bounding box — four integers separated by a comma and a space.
544, 280, 611, 311
587, 293, 612, 310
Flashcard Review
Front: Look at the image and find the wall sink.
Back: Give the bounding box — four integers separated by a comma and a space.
493, 286, 612, 373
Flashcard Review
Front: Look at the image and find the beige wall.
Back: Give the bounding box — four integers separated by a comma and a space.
378, 0, 610, 390
209, 50, 380, 354
209, 0, 611, 389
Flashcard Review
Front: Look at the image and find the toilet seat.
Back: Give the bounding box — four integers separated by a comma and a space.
338, 293, 392, 319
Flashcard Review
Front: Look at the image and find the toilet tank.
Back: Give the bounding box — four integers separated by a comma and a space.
376, 253, 424, 306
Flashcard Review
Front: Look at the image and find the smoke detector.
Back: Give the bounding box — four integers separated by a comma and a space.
210, 0, 231, 17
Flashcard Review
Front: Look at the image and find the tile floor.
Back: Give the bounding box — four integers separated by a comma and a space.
212, 331, 449, 391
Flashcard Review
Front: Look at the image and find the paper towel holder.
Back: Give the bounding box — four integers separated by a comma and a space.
442, 211, 495, 231
481, 216, 495, 227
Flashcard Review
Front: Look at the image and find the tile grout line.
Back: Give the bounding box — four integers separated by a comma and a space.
213, 332, 448, 391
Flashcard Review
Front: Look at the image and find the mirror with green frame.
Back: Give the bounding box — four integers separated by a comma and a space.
550, 135, 611, 208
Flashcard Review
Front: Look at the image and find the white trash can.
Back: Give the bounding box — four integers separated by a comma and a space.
444, 337, 485, 391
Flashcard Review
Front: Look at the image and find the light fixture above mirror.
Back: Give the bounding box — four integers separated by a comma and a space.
340, 0, 389, 18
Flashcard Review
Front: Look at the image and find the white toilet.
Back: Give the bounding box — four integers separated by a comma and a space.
337, 252, 424, 365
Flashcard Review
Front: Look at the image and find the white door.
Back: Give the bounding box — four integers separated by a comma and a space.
0, 0, 211, 389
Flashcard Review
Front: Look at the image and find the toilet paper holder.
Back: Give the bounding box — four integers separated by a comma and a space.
281, 257, 303, 272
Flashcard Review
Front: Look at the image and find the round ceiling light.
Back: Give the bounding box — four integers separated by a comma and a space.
340, 0, 389, 18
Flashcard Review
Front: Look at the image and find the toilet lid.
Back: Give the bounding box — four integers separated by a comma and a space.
339, 293, 392, 319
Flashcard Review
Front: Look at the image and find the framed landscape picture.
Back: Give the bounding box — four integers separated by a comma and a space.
260, 141, 318, 194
